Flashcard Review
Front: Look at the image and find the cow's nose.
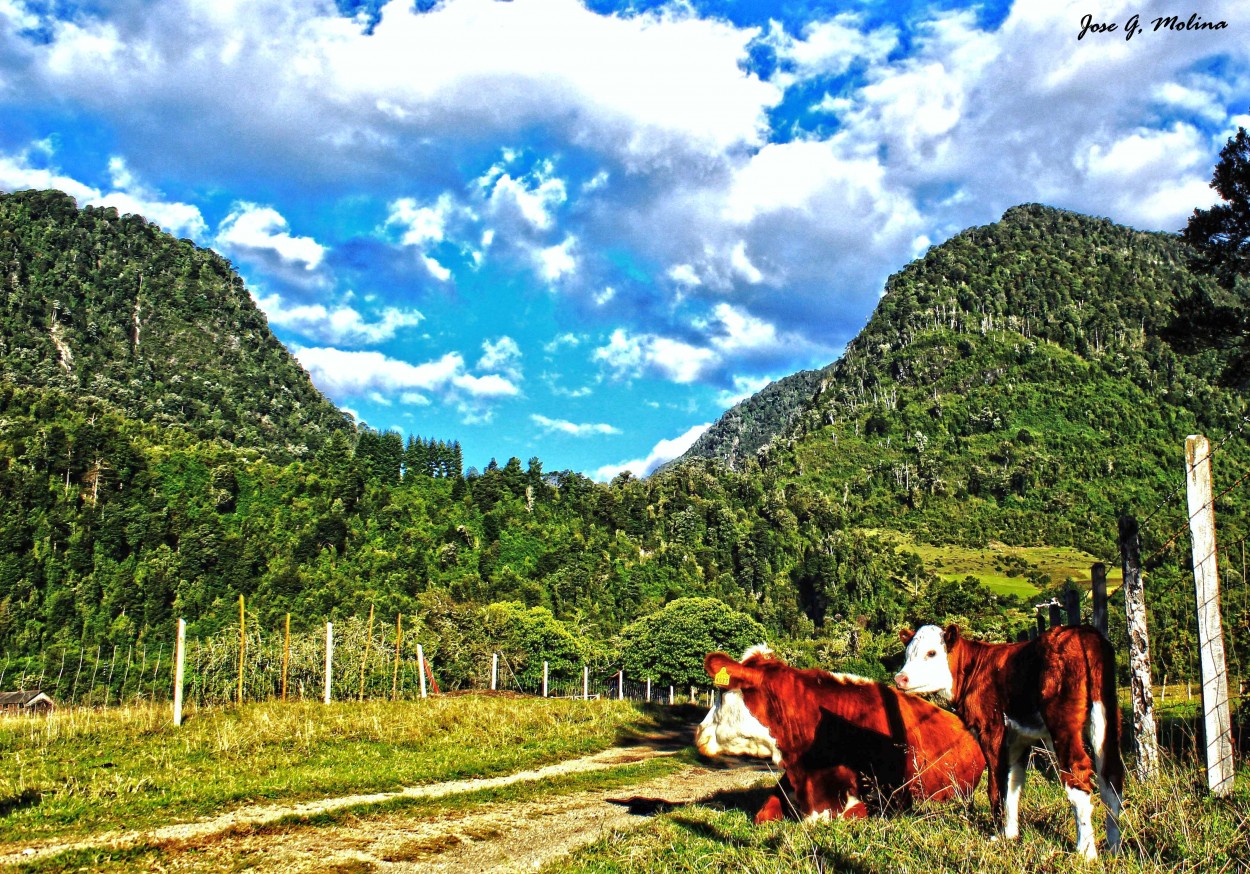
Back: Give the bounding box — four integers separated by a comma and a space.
895, 672, 908, 689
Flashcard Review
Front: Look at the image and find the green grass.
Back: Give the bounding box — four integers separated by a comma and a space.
0, 695, 652, 846
553, 759, 1250, 873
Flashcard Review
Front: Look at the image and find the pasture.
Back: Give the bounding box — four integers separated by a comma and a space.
1, 697, 1245, 873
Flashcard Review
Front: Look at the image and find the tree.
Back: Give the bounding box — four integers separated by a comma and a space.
1171, 122, 1250, 384
615, 597, 767, 686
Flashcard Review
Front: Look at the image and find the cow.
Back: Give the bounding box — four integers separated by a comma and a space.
697, 646, 985, 823
895, 624, 1123, 859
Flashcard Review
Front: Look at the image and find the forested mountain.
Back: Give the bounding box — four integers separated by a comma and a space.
0, 194, 1245, 689
0, 190, 349, 453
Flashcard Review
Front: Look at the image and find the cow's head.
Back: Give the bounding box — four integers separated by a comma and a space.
895, 624, 958, 697
695, 646, 782, 764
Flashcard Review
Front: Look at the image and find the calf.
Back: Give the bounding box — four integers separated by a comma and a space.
698, 647, 984, 822
896, 624, 1123, 859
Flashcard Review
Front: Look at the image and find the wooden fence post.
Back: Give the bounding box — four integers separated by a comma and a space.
1048, 601, 1063, 629
1091, 563, 1108, 636
542, 661, 549, 698
583, 665, 589, 701
646, 678, 651, 703
237, 594, 246, 706
391, 615, 402, 701
1185, 436, 1235, 796
1035, 606, 1046, 636
324, 622, 334, 705
1119, 515, 1159, 779
417, 644, 427, 699
618, 670, 624, 701
491, 653, 498, 691
172, 618, 186, 727
282, 613, 290, 702
360, 603, 374, 702
1064, 588, 1080, 626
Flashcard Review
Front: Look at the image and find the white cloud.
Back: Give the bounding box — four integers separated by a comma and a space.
476, 336, 523, 378
255, 292, 423, 345
536, 235, 577, 282
593, 422, 710, 481
217, 203, 326, 270
0, 144, 206, 238
531, 414, 620, 437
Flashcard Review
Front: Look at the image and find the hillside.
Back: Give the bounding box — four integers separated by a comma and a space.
0, 195, 1245, 693
0, 189, 349, 453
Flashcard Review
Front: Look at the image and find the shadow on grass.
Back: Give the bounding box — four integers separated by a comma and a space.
666, 813, 878, 874
612, 703, 709, 753
0, 789, 42, 818
605, 783, 777, 819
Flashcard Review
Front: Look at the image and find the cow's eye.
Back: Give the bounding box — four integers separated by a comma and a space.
926, 650, 936, 658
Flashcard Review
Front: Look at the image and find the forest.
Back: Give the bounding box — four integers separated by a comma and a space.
1, 188, 1247, 692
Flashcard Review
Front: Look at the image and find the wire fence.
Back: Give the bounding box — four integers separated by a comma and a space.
0, 615, 715, 712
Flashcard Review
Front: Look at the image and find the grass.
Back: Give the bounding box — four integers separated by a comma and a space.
554, 759, 1250, 873
0, 695, 652, 846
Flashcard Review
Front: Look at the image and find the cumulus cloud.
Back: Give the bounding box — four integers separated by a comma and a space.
531, 414, 620, 437
593, 422, 710, 481
217, 203, 326, 270
0, 144, 206, 238
295, 345, 520, 422
476, 336, 523, 379
255, 292, 422, 345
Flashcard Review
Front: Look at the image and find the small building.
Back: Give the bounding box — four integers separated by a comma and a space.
0, 691, 55, 715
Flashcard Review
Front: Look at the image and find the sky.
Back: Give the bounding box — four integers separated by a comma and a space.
1, 0, 1247, 479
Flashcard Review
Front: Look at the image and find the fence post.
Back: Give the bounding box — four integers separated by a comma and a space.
618, 670, 624, 701
583, 665, 589, 701
1048, 601, 1063, 629
646, 678, 651, 703
543, 661, 549, 698
669, 685, 674, 705
392, 615, 402, 701
1091, 562, 1108, 636
360, 603, 374, 702
491, 653, 498, 691
237, 595, 246, 706
1184, 436, 1235, 796
417, 644, 427, 699
1064, 588, 1080, 626
1035, 606, 1046, 636
1119, 515, 1159, 779
172, 618, 186, 727
324, 622, 334, 705
282, 613, 290, 702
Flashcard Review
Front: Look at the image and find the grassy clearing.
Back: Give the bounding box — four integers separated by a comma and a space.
0, 695, 653, 846
555, 759, 1250, 874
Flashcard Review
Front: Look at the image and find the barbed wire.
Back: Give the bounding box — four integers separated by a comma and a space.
1139, 416, 1250, 532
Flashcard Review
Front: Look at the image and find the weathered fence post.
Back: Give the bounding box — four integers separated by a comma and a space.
360, 603, 374, 701
324, 622, 334, 705
281, 613, 290, 702
391, 615, 402, 701
1064, 588, 1080, 627
542, 661, 549, 698
618, 670, 624, 701
583, 666, 589, 701
1119, 515, 1159, 779
417, 644, 427, 699
491, 653, 498, 691
1035, 606, 1046, 636
237, 595, 246, 706
1185, 436, 1235, 796
646, 678, 651, 703
1091, 563, 1108, 636
1048, 601, 1063, 629
172, 618, 186, 727
669, 685, 674, 706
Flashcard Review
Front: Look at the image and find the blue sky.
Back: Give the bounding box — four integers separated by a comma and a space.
1, 0, 1246, 478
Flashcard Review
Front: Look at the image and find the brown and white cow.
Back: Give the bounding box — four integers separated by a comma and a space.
698, 647, 984, 822
896, 624, 1123, 859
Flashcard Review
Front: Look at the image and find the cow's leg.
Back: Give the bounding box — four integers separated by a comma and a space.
983, 734, 1009, 838
1002, 734, 1033, 841
1050, 724, 1099, 860
1089, 701, 1123, 853
754, 790, 786, 823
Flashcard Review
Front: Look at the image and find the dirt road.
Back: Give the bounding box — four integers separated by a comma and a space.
5, 741, 776, 872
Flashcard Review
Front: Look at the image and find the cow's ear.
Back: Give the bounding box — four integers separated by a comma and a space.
943, 624, 961, 647
705, 652, 760, 690
899, 628, 915, 646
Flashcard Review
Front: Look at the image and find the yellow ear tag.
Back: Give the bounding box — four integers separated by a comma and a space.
713, 667, 731, 687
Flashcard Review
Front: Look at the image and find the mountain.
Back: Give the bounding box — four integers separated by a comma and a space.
0, 189, 350, 453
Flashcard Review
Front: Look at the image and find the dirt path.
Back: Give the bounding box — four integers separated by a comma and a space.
3, 746, 775, 872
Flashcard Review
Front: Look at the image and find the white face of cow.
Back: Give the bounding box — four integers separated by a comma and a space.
895, 625, 955, 697
694, 688, 782, 765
